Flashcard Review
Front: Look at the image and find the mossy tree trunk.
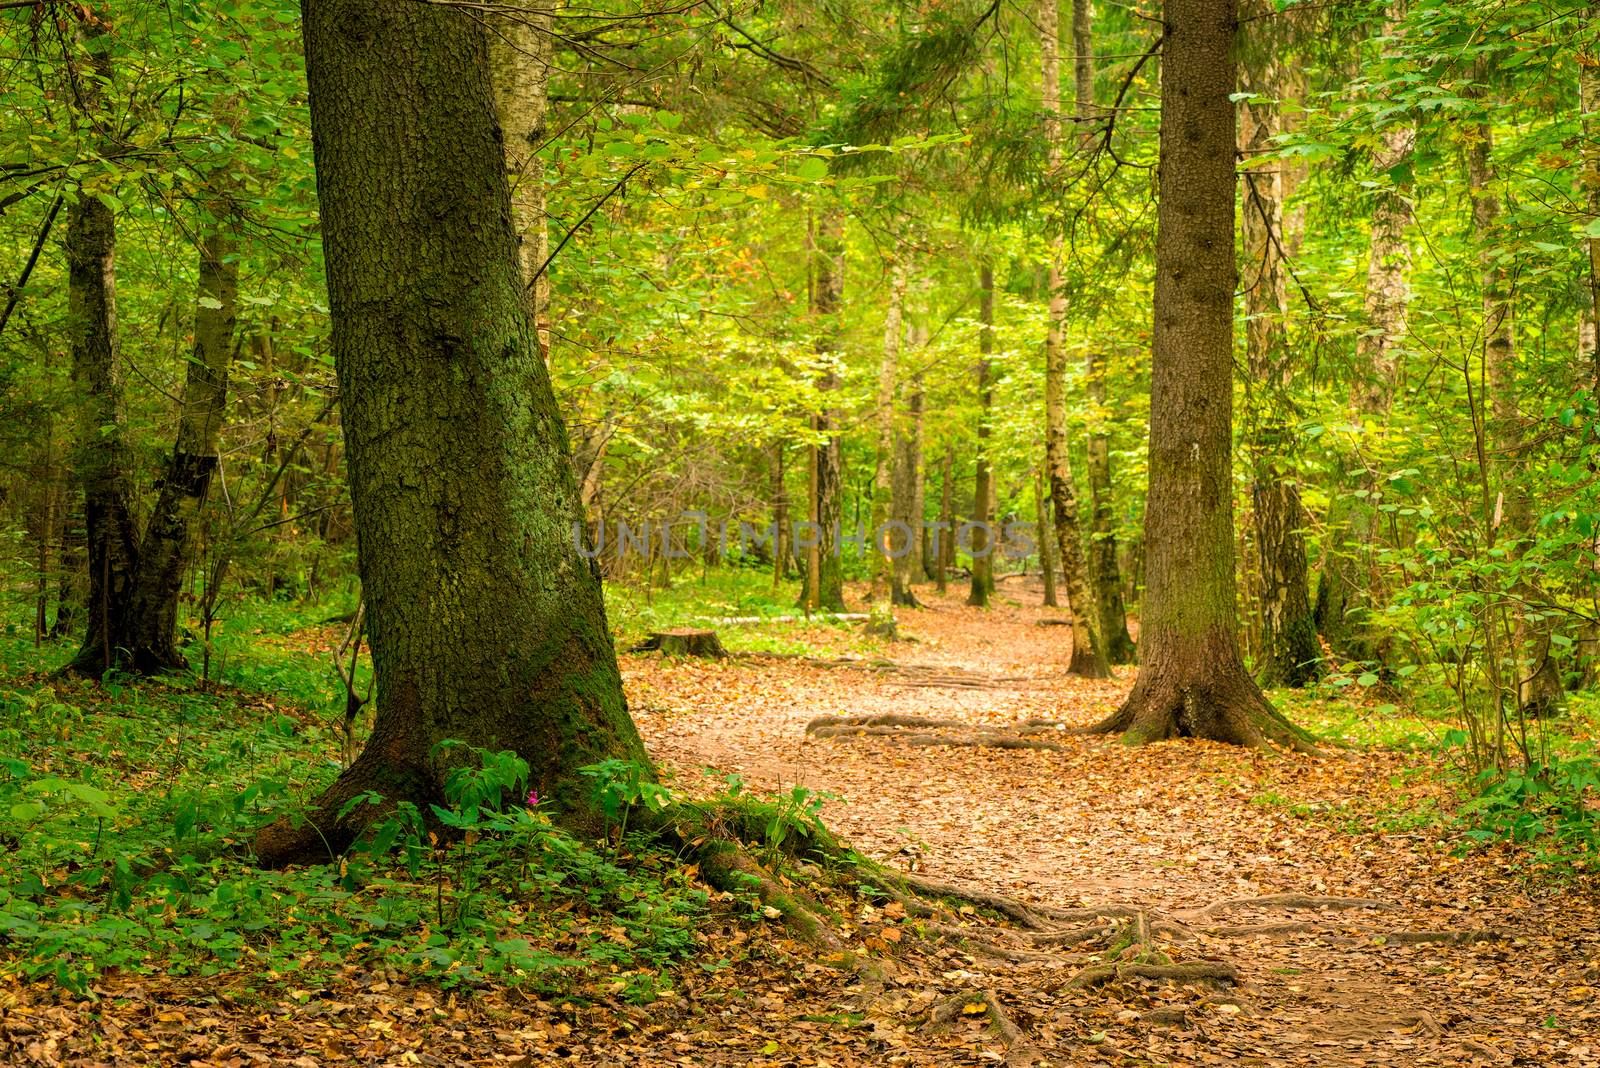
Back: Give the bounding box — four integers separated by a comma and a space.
257, 0, 650, 865
64, 24, 141, 678
1074, 0, 1137, 664
1090, 0, 1312, 750
1239, 31, 1319, 689
1041, 0, 1110, 679
123, 221, 239, 673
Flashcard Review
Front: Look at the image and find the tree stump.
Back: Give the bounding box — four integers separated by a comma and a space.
632, 629, 728, 658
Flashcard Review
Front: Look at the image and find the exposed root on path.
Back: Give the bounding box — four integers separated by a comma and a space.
1188, 893, 1398, 919
927, 989, 1044, 1067
807, 713, 1069, 751
1067, 960, 1240, 989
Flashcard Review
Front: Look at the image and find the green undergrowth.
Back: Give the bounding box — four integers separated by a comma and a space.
604, 565, 888, 657
1264, 686, 1600, 875
0, 603, 827, 998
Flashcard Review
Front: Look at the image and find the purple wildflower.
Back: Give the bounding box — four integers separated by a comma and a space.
526, 789, 541, 808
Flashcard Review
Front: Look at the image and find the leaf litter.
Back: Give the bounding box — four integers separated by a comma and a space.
4, 579, 1597, 1066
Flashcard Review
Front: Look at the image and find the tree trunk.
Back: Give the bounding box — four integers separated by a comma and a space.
64, 25, 141, 678
1239, 35, 1319, 689
123, 224, 239, 674
1041, 0, 1110, 678
892, 370, 923, 606
1036, 466, 1059, 607
772, 441, 789, 587
257, 0, 649, 866
908, 367, 928, 586
1586, 8, 1600, 389
871, 260, 906, 604
800, 212, 848, 613
1090, 0, 1312, 749
1315, 5, 1415, 668
490, 0, 552, 355
1468, 103, 1561, 717
1072, 0, 1136, 663
936, 443, 954, 593
968, 263, 997, 606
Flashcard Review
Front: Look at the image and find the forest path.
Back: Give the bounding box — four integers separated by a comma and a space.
627, 579, 1600, 1067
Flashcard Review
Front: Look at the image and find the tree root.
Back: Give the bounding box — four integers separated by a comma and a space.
877, 871, 1057, 930
919, 923, 1067, 964
927, 989, 1043, 1067
1188, 893, 1397, 919
1067, 960, 1239, 989
1379, 929, 1509, 946
807, 713, 966, 736
807, 714, 1070, 751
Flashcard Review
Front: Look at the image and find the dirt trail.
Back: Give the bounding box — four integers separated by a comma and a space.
628, 581, 1600, 1066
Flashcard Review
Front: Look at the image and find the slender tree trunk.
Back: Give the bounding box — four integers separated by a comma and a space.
1468, 104, 1561, 716
64, 26, 140, 677
1041, 0, 1110, 677
908, 379, 927, 586
1315, 3, 1416, 666
490, 0, 552, 355
892, 370, 923, 606
1091, 0, 1312, 749
800, 212, 848, 612
124, 223, 240, 673
1239, 37, 1319, 688
968, 263, 997, 606
257, 0, 649, 865
1036, 466, 1059, 607
1070, 0, 1136, 662
1585, 11, 1600, 388
871, 260, 906, 604
936, 443, 954, 593
772, 441, 788, 587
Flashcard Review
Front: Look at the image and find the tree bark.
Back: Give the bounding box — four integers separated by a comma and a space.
892, 369, 923, 606
968, 263, 997, 606
1091, 0, 1312, 749
257, 0, 649, 865
1315, 2, 1415, 666
1041, 0, 1110, 678
63, 25, 141, 678
871, 259, 906, 605
1239, 31, 1319, 688
123, 223, 240, 673
1468, 101, 1561, 717
1072, 0, 1136, 663
936, 443, 954, 593
490, 0, 552, 355
907, 369, 928, 586
800, 211, 848, 613
1036, 466, 1059, 607
1585, 9, 1600, 388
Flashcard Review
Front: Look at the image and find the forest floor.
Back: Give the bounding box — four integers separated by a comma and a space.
622, 578, 1600, 1067
4, 578, 1599, 1066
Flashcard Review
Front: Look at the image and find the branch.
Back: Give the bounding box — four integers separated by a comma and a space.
529, 160, 650, 288
0, 192, 62, 340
